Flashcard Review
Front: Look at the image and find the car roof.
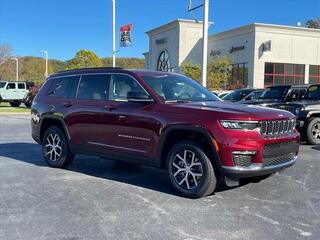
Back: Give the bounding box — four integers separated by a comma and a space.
50, 67, 177, 78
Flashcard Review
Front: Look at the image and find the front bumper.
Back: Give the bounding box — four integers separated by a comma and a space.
222, 155, 297, 180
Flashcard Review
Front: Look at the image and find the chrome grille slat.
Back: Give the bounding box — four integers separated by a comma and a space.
260, 119, 296, 136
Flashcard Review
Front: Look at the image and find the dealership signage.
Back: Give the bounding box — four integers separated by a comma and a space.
120, 24, 133, 47
229, 45, 245, 53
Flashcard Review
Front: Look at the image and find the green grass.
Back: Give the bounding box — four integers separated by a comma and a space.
0, 102, 31, 113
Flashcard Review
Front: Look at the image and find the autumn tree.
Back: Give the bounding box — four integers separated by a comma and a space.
180, 61, 201, 82
67, 50, 103, 70
305, 17, 320, 29
207, 55, 232, 89
0, 44, 12, 65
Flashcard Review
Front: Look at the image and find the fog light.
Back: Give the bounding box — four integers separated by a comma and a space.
232, 151, 256, 167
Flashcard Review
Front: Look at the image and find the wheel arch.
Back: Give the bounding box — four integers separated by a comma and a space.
40, 116, 71, 144
157, 125, 221, 171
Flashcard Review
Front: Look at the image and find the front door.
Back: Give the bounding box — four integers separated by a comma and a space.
99, 73, 156, 160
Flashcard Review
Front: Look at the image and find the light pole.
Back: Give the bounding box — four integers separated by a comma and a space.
40, 50, 48, 79
188, 0, 209, 87
11, 57, 19, 81
112, 0, 116, 67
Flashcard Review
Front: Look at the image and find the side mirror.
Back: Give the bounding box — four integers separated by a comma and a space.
127, 91, 153, 103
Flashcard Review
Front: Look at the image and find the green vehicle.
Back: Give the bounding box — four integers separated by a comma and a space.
0, 81, 34, 107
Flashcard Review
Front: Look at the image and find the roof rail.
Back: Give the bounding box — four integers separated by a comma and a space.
56, 67, 124, 74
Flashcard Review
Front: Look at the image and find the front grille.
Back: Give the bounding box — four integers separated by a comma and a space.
263, 153, 296, 167
260, 119, 296, 136
232, 154, 252, 167
272, 105, 296, 114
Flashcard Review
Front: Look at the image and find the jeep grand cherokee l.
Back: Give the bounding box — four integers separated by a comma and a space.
31, 68, 300, 198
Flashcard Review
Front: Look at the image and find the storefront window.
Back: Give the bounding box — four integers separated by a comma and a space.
157, 50, 171, 72
309, 65, 320, 84
230, 63, 248, 88
264, 63, 305, 87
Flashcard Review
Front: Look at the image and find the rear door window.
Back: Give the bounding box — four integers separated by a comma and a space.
47, 76, 79, 98
76, 74, 110, 100
18, 83, 25, 89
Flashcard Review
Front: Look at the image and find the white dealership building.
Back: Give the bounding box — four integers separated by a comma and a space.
143, 19, 320, 88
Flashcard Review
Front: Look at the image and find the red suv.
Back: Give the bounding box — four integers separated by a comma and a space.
31, 68, 300, 198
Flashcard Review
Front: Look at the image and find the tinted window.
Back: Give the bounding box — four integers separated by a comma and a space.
222, 89, 253, 101
286, 88, 306, 102
7, 83, 16, 89
77, 74, 109, 100
0, 82, 6, 88
109, 74, 146, 101
141, 74, 219, 102
303, 85, 320, 100
18, 83, 25, 89
259, 86, 290, 100
47, 76, 78, 98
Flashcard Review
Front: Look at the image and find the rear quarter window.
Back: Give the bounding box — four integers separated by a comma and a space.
47, 76, 79, 98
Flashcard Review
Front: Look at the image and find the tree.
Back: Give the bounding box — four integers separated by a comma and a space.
180, 62, 201, 82
207, 55, 232, 89
0, 44, 12, 65
67, 50, 103, 70
305, 17, 320, 29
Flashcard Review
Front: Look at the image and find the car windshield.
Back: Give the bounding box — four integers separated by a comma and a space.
259, 86, 290, 100
140, 74, 219, 102
303, 85, 320, 100
0, 82, 6, 88
222, 89, 254, 101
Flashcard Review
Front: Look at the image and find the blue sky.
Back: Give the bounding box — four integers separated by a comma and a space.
0, 0, 319, 60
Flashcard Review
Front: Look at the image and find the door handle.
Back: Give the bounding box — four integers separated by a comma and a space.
63, 102, 73, 108
104, 105, 117, 111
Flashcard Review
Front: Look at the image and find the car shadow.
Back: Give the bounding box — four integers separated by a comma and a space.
312, 145, 320, 151
0, 142, 250, 197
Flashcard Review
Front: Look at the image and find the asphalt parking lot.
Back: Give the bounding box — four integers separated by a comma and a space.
0, 114, 319, 240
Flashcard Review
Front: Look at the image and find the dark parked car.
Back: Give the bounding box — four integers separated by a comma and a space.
240, 85, 308, 107
31, 68, 300, 198
272, 84, 320, 145
222, 88, 264, 102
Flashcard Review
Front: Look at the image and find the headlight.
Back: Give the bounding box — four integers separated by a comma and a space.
220, 120, 259, 130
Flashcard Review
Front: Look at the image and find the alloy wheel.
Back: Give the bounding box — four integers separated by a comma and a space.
171, 149, 203, 190
44, 133, 62, 161
311, 121, 320, 140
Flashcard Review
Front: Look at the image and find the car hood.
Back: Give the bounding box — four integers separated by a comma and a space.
170, 101, 294, 120
239, 99, 283, 105
277, 100, 320, 108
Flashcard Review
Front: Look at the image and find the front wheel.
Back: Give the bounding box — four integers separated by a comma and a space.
166, 140, 218, 198
307, 118, 320, 145
42, 126, 75, 168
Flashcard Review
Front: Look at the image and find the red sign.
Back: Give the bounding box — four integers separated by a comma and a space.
120, 24, 133, 47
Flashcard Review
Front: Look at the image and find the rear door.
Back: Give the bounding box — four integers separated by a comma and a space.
65, 73, 110, 148
17, 82, 27, 99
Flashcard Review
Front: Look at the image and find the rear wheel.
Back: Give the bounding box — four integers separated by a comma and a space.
9, 100, 21, 107
166, 140, 217, 198
42, 126, 74, 168
307, 118, 320, 145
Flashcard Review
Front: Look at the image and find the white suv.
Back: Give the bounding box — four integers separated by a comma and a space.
0, 81, 34, 107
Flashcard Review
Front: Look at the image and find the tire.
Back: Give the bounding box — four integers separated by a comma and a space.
9, 100, 21, 107
24, 95, 32, 108
307, 118, 320, 145
166, 140, 218, 198
42, 126, 75, 168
